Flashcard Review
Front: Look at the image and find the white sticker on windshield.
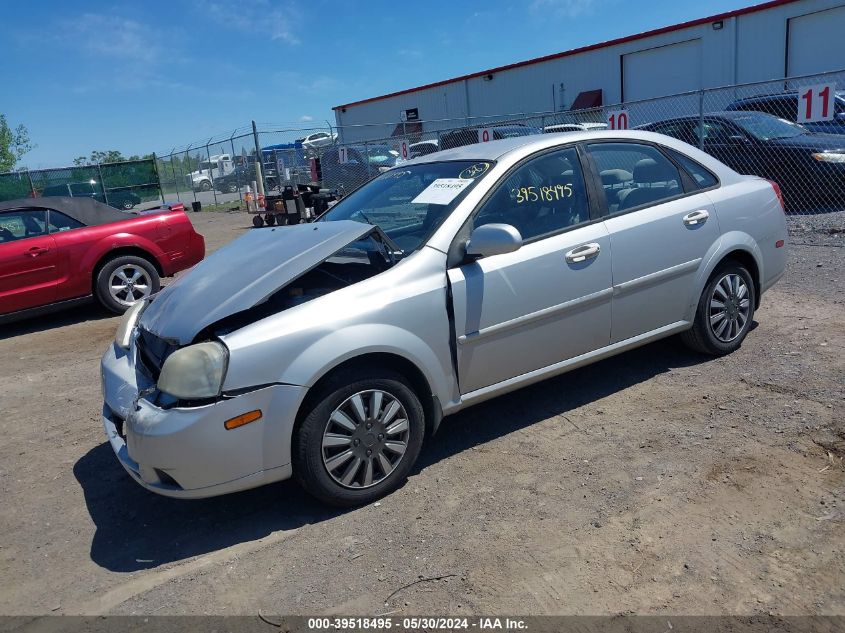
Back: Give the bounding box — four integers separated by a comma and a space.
411, 178, 473, 205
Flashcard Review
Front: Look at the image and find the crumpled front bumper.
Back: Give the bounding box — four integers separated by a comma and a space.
101, 341, 306, 498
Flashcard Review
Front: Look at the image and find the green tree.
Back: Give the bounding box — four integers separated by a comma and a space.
72, 150, 154, 166
0, 115, 34, 172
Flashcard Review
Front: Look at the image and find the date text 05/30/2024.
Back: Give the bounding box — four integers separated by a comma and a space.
307, 616, 527, 630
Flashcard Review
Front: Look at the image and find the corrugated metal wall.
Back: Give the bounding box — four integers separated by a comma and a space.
335, 0, 845, 143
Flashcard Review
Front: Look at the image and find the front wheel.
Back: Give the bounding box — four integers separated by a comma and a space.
293, 369, 425, 506
95, 255, 160, 314
681, 261, 755, 356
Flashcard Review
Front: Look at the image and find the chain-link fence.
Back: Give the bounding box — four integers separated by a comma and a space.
153, 69, 845, 221
306, 69, 845, 217
155, 126, 336, 210
0, 158, 162, 210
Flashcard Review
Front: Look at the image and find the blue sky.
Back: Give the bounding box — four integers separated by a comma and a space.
1, 0, 757, 167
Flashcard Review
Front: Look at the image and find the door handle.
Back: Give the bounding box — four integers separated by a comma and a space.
565, 243, 601, 264
683, 210, 709, 226
26, 246, 50, 257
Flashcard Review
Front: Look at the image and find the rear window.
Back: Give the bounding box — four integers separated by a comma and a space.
666, 148, 718, 189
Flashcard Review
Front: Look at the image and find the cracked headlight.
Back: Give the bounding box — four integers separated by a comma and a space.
157, 341, 228, 400
115, 299, 147, 350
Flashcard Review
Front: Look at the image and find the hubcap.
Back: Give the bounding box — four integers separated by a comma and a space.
321, 389, 410, 489
109, 265, 152, 307
709, 273, 750, 343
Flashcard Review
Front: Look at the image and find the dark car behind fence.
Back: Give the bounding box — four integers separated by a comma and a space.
0, 158, 163, 210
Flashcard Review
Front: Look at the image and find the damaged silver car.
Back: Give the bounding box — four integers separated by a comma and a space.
102, 131, 788, 505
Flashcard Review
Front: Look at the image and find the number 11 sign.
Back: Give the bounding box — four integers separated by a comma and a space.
798, 84, 836, 123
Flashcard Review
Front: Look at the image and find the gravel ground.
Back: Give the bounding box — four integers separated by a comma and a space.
0, 210, 842, 617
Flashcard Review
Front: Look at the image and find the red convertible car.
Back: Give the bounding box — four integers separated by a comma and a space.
0, 197, 205, 322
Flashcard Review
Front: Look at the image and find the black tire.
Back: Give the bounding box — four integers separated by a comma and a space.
681, 261, 756, 356
94, 255, 160, 314
200, 180, 211, 191
265, 213, 276, 226
227, 183, 238, 194
252, 215, 264, 228
121, 200, 134, 210
293, 368, 425, 507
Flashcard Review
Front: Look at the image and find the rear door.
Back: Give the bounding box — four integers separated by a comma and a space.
0, 209, 59, 314
586, 141, 721, 342
447, 145, 613, 394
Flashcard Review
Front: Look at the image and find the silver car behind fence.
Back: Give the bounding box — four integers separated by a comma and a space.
102, 130, 788, 506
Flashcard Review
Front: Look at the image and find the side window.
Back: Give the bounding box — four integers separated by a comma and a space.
48, 210, 85, 233
587, 142, 682, 213
69, 182, 96, 196
665, 148, 719, 189
652, 121, 698, 145
474, 147, 589, 241
0, 209, 48, 243
699, 120, 737, 144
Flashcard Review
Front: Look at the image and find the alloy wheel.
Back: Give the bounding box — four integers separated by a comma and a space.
109, 265, 153, 307
321, 389, 410, 489
709, 273, 750, 343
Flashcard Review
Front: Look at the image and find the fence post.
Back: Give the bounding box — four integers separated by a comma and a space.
364, 141, 372, 180
698, 89, 705, 150
251, 120, 264, 195
26, 169, 35, 198
152, 153, 165, 204
185, 145, 197, 204
205, 143, 219, 206
96, 162, 108, 206
230, 135, 242, 203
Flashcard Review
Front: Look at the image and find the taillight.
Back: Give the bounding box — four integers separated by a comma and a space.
768, 180, 785, 212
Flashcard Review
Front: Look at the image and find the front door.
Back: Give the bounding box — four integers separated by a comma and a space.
0, 208, 59, 314
447, 146, 613, 395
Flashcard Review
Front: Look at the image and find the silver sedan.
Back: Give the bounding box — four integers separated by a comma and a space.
101, 130, 788, 505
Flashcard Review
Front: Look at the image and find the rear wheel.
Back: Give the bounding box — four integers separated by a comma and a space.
226, 182, 238, 193
293, 368, 425, 506
199, 180, 211, 191
95, 255, 160, 314
681, 261, 755, 355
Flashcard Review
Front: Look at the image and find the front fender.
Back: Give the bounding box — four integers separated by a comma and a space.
686, 231, 763, 321
226, 322, 454, 408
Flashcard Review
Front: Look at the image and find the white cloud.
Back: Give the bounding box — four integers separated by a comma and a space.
205, 0, 301, 44
62, 14, 164, 65
530, 0, 596, 17
299, 115, 314, 122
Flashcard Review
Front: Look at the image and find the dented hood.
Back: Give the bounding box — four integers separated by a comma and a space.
139, 220, 373, 344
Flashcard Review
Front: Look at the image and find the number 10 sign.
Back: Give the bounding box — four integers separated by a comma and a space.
606, 110, 629, 130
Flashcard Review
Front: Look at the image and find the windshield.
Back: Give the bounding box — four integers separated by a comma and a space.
732, 113, 806, 140
319, 160, 495, 254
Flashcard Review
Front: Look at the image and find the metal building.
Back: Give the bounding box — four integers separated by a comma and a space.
333, 0, 845, 142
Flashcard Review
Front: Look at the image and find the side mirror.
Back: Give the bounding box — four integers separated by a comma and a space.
465, 223, 523, 259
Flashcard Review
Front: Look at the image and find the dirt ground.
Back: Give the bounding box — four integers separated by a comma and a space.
0, 210, 842, 617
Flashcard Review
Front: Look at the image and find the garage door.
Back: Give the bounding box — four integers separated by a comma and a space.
622, 39, 702, 102
787, 5, 845, 76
